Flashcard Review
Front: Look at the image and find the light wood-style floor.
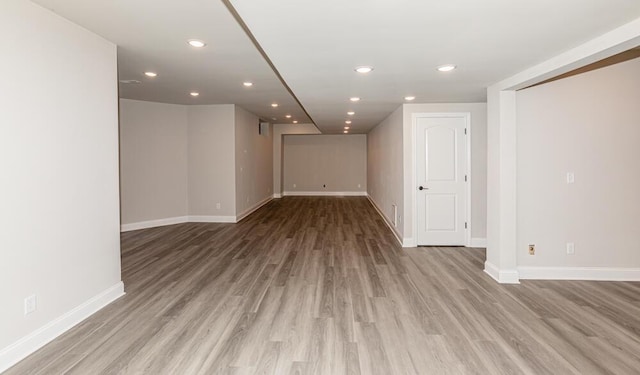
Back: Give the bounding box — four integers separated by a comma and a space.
7, 197, 640, 374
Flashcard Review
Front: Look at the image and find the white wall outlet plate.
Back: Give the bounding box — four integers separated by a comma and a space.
24, 294, 37, 315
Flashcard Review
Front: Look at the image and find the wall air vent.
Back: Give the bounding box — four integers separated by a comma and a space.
118, 79, 141, 84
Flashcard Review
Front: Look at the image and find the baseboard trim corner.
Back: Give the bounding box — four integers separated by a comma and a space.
120, 216, 188, 232
0, 281, 125, 373
484, 261, 520, 284
402, 238, 417, 248
236, 196, 273, 222
470, 237, 487, 248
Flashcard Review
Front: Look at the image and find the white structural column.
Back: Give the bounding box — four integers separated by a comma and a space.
485, 89, 519, 283
484, 17, 640, 284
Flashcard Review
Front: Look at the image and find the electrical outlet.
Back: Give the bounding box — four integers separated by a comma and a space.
566, 242, 575, 255
293, 183, 297, 188
528, 244, 535, 255
358, 184, 361, 188
216, 203, 221, 210
24, 294, 37, 315
566, 172, 575, 184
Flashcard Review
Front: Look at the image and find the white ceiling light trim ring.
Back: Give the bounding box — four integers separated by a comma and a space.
437, 64, 457, 72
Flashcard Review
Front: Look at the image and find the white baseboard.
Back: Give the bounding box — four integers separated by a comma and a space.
402, 238, 417, 247
188, 215, 236, 223
120, 204, 273, 232
484, 261, 520, 284
518, 266, 640, 281
0, 281, 125, 373
120, 216, 188, 232
273, 193, 282, 199
236, 196, 273, 222
282, 191, 368, 197
470, 237, 487, 248
366, 195, 403, 247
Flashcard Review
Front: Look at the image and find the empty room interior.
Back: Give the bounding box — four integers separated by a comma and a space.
2, 0, 640, 373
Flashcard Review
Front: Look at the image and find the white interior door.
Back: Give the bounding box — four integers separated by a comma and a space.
416, 115, 468, 246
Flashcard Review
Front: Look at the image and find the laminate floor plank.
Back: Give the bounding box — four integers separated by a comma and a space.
354, 322, 394, 375
6, 197, 640, 375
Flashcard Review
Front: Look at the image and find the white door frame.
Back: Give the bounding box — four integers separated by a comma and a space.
412, 112, 472, 247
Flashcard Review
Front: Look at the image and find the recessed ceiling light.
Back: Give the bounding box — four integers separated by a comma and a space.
350, 97, 360, 102
343, 130, 349, 133
190, 92, 199, 97
144, 72, 158, 77
187, 40, 206, 48
345, 120, 352, 124
293, 120, 298, 124
354, 66, 374, 74
271, 103, 278, 107
404, 96, 416, 101
437, 64, 457, 72
285, 114, 292, 118
243, 82, 253, 87
347, 111, 355, 116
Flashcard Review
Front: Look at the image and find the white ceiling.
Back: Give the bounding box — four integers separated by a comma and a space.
32, 0, 312, 125
33, 0, 640, 133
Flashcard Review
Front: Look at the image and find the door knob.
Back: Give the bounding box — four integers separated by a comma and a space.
418, 186, 428, 190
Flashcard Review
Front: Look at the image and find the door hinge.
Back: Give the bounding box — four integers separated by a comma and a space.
464, 175, 467, 182
464, 128, 467, 135
465, 222, 468, 229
